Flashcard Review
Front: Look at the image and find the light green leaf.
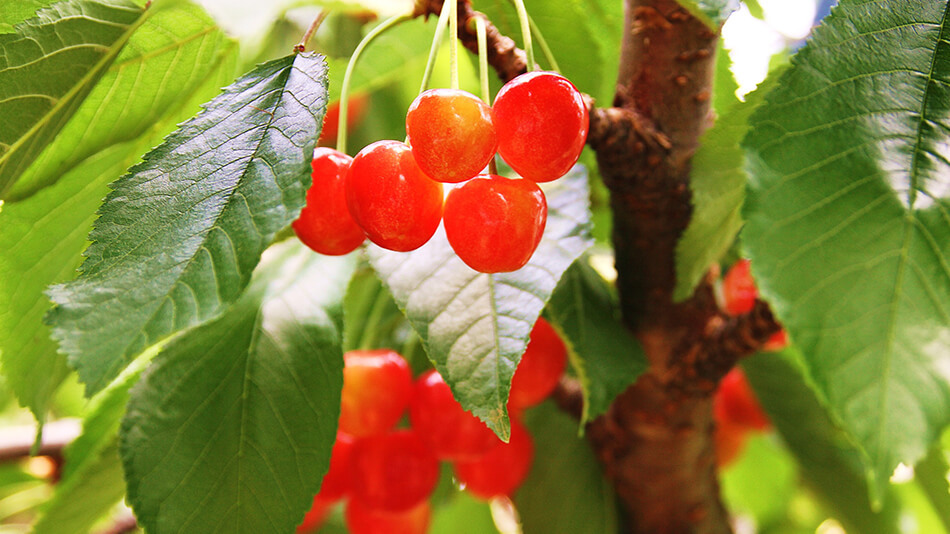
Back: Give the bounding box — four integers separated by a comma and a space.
0, 0, 147, 198
545, 258, 646, 427
430, 492, 496, 534
742, 0, 950, 501
515, 401, 618, 534
47, 52, 329, 395
368, 167, 593, 440
743, 0, 764, 20
677, 0, 740, 29
0, 0, 57, 33
720, 434, 797, 526
713, 40, 739, 114
121, 242, 354, 534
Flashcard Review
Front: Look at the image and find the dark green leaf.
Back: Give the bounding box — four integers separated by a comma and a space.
546, 258, 646, 426
742, 0, 950, 501
677, 0, 740, 29
0, 0, 146, 198
47, 52, 329, 395
368, 167, 593, 440
121, 242, 354, 534
515, 402, 618, 534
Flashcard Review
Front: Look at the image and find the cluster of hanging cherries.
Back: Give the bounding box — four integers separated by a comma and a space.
293, 71, 588, 273
296, 318, 568, 533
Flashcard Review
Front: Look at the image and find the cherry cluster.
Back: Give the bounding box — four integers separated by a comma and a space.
293, 71, 589, 273
297, 318, 568, 534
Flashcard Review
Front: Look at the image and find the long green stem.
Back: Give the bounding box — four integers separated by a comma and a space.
418, 0, 453, 94
449, 0, 459, 89
510, 0, 535, 71
526, 13, 559, 72
337, 15, 409, 154
474, 16, 490, 103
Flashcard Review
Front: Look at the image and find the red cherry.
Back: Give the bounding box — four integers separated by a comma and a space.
346, 140, 443, 252
316, 432, 355, 501
443, 174, 547, 273
292, 148, 365, 256
319, 92, 368, 145
345, 498, 431, 534
296, 495, 334, 533
339, 350, 413, 438
492, 71, 588, 182
409, 370, 500, 461
350, 430, 441, 512
508, 318, 568, 411
714, 418, 749, 468
714, 368, 770, 431
406, 88, 497, 183
763, 329, 788, 351
722, 259, 758, 315
454, 419, 533, 499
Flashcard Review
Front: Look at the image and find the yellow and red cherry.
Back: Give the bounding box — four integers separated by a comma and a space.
345, 498, 431, 534
508, 317, 568, 411
338, 349, 412, 438
292, 148, 365, 256
350, 429, 440, 512
345, 140, 443, 252
409, 370, 499, 461
453, 419, 534, 499
406, 88, 497, 183
492, 71, 588, 182
443, 174, 547, 273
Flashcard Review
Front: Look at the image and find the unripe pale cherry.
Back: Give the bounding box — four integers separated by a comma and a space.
409, 369, 499, 461
292, 148, 365, 256
453, 419, 534, 499
492, 71, 589, 182
350, 429, 440, 512
346, 140, 443, 252
407, 88, 497, 183
338, 349, 413, 438
508, 317, 568, 411
443, 174, 547, 273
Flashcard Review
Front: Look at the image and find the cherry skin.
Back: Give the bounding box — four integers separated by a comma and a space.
443, 174, 547, 273
763, 329, 788, 351
508, 318, 568, 411
346, 140, 443, 252
345, 498, 431, 534
350, 429, 441, 512
292, 148, 365, 256
409, 370, 500, 461
492, 71, 589, 182
296, 495, 334, 533
714, 368, 770, 431
315, 432, 355, 501
454, 419, 534, 499
338, 349, 413, 438
406, 88, 497, 183
714, 418, 749, 468
722, 259, 758, 316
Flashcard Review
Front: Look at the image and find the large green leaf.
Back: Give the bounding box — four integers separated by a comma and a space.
515, 402, 618, 534
368, 167, 592, 439
0, 8, 238, 421
677, 0, 740, 29
742, 0, 950, 500
8, 0, 238, 201
545, 258, 646, 426
47, 52, 329, 395
121, 242, 354, 534
0, 0, 146, 198
0, 0, 57, 33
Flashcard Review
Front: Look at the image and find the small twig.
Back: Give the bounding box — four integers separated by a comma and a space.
0, 419, 80, 462
551, 376, 584, 421
294, 10, 329, 53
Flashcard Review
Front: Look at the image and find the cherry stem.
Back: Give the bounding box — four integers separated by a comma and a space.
294, 9, 328, 53
474, 15, 490, 104
338, 14, 410, 154
449, 0, 460, 90
525, 12, 559, 72
510, 0, 535, 71
418, 0, 452, 94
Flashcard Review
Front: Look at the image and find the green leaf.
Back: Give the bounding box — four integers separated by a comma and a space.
0, 0, 147, 198
545, 258, 646, 426
47, 52, 329, 395
515, 402, 618, 534
121, 242, 355, 534
742, 0, 950, 501
430, 492, 496, 534
915, 446, 950, 534
713, 40, 739, 115
9, 0, 239, 201
742, 351, 902, 534
0, 0, 57, 33
720, 434, 797, 526
677, 0, 740, 29
368, 167, 593, 440
743, 0, 764, 20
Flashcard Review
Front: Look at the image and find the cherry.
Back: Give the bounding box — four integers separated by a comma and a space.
346, 140, 443, 252
492, 71, 588, 182
508, 318, 568, 411
722, 259, 758, 316
318, 92, 368, 145
292, 148, 365, 256
296, 495, 334, 533
443, 174, 546, 273
339, 349, 413, 438
350, 429, 441, 512
453, 418, 534, 499
406, 88, 497, 183
409, 370, 500, 461
345, 498, 431, 534
714, 368, 770, 431
763, 329, 788, 351
714, 418, 748, 468
316, 432, 355, 501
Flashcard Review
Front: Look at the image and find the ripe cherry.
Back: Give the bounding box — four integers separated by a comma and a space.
350, 429, 440, 512
407, 88, 497, 183
763, 329, 788, 351
492, 71, 588, 182
443, 174, 546, 273
722, 259, 757, 315
714, 368, 770, 431
346, 140, 443, 252
339, 349, 413, 438
409, 370, 499, 461
315, 432, 355, 501
345, 498, 431, 534
296, 495, 334, 533
292, 148, 365, 256
319, 92, 368, 145
508, 318, 568, 411
714, 418, 748, 468
454, 419, 534, 499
